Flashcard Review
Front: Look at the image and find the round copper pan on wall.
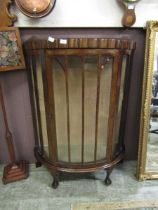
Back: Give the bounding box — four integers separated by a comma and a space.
15, 0, 56, 18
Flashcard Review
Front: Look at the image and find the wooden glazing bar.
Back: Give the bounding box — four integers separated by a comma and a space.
118, 53, 134, 150
64, 56, 71, 162
26, 52, 43, 151
25, 53, 40, 148
106, 54, 123, 160
94, 56, 101, 162
31, 55, 44, 153
106, 56, 117, 160
112, 54, 123, 155
81, 57, 85, 163
44, 52, 58, 162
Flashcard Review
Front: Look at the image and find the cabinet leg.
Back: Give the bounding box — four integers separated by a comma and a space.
36, 161, 42, 168
52, 171, 59, 189
104, 167, 113, 186
119, 159, 124, 164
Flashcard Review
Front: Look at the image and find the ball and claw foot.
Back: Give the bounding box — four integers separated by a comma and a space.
104, 167, 113, 186
104, 177, 112, 186
52, 179, 59, 189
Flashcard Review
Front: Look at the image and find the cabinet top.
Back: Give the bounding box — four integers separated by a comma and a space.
24, 38, 136, 51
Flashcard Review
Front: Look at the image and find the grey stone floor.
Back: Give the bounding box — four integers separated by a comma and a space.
0, 161, 158, 210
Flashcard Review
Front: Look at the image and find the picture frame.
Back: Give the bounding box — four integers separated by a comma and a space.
137, 21, 158, 181
0, 27, 25, 72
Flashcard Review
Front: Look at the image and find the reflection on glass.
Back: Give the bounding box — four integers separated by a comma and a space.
53, 55, 112, 163
32, 56, 49, 157
112, 56, 127, 155
53, 56, 68, 162
146, 32, 158, 171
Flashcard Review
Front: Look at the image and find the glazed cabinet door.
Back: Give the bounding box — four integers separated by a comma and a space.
41, 49, 124, 164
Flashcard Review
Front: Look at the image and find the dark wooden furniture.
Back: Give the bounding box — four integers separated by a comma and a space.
0, 84, 28, 184
24, 38, 135, 188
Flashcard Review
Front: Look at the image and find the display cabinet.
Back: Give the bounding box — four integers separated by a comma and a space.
24, 38, 135, 188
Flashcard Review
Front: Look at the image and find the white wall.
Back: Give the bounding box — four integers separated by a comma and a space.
12, 0, 158, 28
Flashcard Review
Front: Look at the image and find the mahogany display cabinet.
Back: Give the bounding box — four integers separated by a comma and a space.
24, 38, 135, 188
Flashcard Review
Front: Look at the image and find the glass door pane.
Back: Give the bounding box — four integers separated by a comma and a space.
51, 54, 113, 163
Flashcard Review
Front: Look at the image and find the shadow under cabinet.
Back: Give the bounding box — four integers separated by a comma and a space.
24, 38, 135, 188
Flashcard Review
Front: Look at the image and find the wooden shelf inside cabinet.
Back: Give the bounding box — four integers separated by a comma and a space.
24, 38, 136, 188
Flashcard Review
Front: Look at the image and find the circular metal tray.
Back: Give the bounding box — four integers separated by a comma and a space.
15, 0, 56, 18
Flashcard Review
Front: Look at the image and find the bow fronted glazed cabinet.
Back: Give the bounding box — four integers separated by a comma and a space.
24, 38, 135, 188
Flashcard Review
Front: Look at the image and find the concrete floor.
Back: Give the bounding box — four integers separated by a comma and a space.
0, 161, 158, 210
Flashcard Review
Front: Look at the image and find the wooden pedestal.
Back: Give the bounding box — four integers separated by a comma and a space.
3, 160, 28, 184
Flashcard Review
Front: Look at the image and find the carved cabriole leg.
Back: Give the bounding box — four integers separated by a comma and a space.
52, 171, 60, 189
104, 167, 113, 186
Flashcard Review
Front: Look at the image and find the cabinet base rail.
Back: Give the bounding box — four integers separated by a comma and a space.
34, 148, 124, 189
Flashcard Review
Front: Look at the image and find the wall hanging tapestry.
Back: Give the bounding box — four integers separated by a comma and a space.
0, 27, 25, 72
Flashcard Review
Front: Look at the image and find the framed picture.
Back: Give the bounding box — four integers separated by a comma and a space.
0, 27, 25, 71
